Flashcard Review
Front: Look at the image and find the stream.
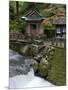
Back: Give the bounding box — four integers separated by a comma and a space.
9, 49, 55, 88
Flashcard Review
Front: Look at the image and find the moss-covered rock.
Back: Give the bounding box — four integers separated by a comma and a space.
41, 46, 48, 56
34, 53, 43, 63
26, 44, 39, 57
42, 46, 55, 60
20, 44, 30, 54
39, 57, 49, 77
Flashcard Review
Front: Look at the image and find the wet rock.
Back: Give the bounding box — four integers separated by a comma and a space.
20, 45, 30, 55
32, 60, 39, 73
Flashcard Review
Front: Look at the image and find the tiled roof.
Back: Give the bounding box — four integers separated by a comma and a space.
54, 17, 66, 25
21, 9, 45, 21
43, 16, 66, 25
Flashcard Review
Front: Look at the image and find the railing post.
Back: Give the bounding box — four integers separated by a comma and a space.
52, 37, 54, 46
64, 38, 66, 49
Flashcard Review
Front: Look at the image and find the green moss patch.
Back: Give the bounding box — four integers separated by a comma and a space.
47, 48, 66, 86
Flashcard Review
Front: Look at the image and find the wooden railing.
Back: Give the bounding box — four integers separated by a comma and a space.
9, 32, 31, 43
9, 32, 66, 48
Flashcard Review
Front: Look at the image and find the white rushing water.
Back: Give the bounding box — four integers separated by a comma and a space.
9, 49, 55, 88
10, 68, 55, 88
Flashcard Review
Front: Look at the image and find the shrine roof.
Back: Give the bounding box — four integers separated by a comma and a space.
54, 17, 66, 25
21, 9, 45, 21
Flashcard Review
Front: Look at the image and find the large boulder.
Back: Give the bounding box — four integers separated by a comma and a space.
20, 45, 30, 54
27, 44, 39, 57
39, 57, 49, 77
20, 44, 38, 57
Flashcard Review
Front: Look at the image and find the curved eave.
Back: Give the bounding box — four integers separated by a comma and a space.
55, 23, 66, 26
21, 16, 45, 21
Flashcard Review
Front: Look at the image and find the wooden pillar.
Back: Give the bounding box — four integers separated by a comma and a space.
64, 38, 66, 48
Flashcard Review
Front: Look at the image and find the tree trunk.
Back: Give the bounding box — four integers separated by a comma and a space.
16, 1, 19, 19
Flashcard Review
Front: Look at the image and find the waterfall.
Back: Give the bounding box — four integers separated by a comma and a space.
9, 49, 55, 88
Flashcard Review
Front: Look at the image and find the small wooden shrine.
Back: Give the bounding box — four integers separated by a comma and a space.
21, 9, 45, 37
54, 17, 66, 39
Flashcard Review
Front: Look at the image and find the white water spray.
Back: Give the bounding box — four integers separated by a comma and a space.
9, 49, 55, 88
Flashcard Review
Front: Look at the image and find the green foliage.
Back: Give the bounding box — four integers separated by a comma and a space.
44, 29, 55, 38
9, 1, 66, 35
53, 4, 66, 9
9, 20, 19, 32
9, 19, 26, 33
41, 9, 55, 17
9, 1, 16, 20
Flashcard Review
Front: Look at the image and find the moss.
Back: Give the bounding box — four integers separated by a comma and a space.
39, 58, 49, 77
29, 44, 39, 57
47, 48, 66, 86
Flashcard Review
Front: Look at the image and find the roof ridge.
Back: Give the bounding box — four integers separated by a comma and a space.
23, 9, 43, 18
